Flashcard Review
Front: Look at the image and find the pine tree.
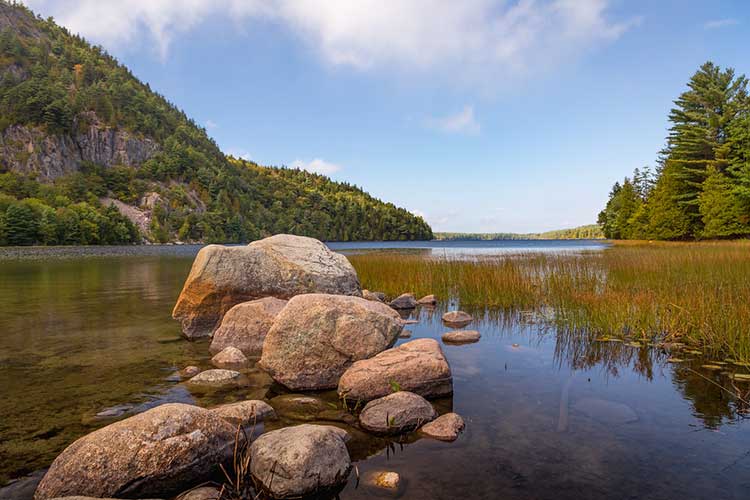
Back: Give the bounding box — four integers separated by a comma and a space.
699, 166, 749, 238
663, 62, 749, 233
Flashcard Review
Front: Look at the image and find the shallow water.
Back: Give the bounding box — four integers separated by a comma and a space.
1, 242, 749, 499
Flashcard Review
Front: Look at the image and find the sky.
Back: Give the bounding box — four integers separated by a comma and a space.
20, 0, 750, 233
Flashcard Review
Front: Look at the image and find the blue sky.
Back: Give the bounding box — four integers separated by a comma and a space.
22, 1, 750, 232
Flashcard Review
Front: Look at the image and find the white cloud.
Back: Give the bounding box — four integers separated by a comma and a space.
227, 149, 253, 161
205, 119, 218, 129
21, 0, 636, 81
704, 18, 740, 30
290, 158, 342, 175
427, 105, 480, 134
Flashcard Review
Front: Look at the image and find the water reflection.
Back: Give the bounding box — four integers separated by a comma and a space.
1, 247, 750, 499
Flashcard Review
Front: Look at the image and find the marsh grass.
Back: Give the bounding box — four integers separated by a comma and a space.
348, 240, 750, 362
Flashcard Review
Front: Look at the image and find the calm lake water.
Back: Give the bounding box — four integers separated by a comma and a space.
1, 240, 749, 499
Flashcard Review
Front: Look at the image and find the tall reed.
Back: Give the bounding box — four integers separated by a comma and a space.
348, 241, 750, 362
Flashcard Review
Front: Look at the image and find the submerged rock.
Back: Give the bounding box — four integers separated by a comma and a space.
442, 311, 473, 327
250, 424, 351, 498
420, 412, 465, 441
209, 400, 276, 426
187, 369, 241, 388
338, 338, 453, 401
417, 294, 437, 305
359, 391, 437, 435
34, 403, 235, 500
442, 330, 481, 344
362, 289, 386, 302
172, 234, 361, 339
572, 398, 638, 425
269, 394, 330, 421
210, 346, 249, 369
259, 294, 403, 390
175, 485, 221, 500
390, 293, 417, 309
368, 471, 401, 489
180, 365, 201, 378
209, 297, 287, 356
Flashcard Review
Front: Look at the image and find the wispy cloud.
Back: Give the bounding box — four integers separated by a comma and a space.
704, 18, 740, 30
205, 119, 218, 129
290, 158, 342, 176
227, 149, 253, 161
21, 0, 637, 84
427, 106, 480, 134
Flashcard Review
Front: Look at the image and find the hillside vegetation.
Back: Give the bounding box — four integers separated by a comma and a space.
0, 1, 432, 245
434, 224, 604, 241
599, 62, 750, 240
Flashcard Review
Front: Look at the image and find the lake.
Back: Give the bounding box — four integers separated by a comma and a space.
1, 240, 749, 500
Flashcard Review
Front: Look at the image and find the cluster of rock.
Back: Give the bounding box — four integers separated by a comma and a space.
34, 234, 470, 500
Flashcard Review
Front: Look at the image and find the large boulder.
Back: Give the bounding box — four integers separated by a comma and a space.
34, 403, 236, 500
338, 339, 452, 401
259, 294, 403, 390
209, 297, 287, 355
358, 391, 437, 434
250, 424, 351, 498
172, 235, 361, 339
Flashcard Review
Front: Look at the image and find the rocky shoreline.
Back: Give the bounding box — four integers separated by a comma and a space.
27, 234, 477, 500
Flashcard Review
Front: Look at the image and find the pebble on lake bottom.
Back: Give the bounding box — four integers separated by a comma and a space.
371, 471, 400, 489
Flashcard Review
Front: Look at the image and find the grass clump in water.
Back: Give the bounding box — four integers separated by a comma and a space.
348, 240, 750, 363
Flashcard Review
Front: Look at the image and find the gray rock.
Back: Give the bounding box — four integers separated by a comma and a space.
338, 338, 453, 401
417, 294, 437, 305
187, 369, 241, 388
362, 289, 386, 302
442, 330, 481, 344
210, 346, 249, 369
34, 404, 235, 499
269, 394, 330, 421
175, 485, 221, 500
359, 391, 437, 434
173, 234, 361, 339
0, 113, 159, 182
209, 297, 287, 356
420, 412, 465, 441
250, 424, 351, 498
209, 400, 276, 426
442, 310, 473, 327
389, 293, 417, 309
259, 294, 403, 390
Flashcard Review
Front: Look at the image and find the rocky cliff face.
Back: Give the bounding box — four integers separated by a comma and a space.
0, 113, 160, 180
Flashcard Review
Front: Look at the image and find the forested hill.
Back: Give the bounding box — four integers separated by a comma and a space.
435, 224, 604, 240
599, 62, 750, 240
0, 1, 432, 245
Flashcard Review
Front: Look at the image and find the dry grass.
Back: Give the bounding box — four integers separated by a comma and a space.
348, 240, 750, 362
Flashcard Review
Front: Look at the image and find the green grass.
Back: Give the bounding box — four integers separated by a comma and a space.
348, 241, 750, 362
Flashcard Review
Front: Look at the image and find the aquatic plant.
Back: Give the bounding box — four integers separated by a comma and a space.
348, 240, 750, 362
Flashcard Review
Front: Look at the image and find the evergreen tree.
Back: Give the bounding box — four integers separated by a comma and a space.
663, 62, 748, 232
698, 167, 748, 238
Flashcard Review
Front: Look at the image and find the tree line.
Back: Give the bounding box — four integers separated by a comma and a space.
0, 1, 432, 245
599, 62, 750, 240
